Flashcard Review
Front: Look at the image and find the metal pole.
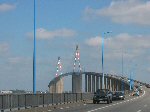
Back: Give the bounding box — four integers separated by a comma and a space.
122, 52, 124, 76
33, 0, 36, 94
130, 73, 132, 91
121, 52, 124, 91
102, 35, 104, 89
102, 32, 111, 89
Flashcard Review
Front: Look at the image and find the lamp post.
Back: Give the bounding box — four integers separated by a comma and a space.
33, 0, 36, 94
102, 31, 111, 89
121, 51, 124, 92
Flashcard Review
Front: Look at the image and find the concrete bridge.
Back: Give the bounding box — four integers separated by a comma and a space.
48, 72, 130, 93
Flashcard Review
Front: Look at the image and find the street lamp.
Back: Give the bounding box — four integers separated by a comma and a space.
33, 0, 36, 94
102, 31, 112, 89
121, 51, 124, 92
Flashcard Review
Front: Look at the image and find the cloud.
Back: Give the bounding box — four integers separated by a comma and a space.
85, 36, 102, 46
86, 33, 150, 48
85, 33, 150, 59
147, 68, 150, 73
0, 43, 9, 55
84, 0, 150, 25
27, 28, 77, 40
0, 3, 16, 12
8, 57, 26, 64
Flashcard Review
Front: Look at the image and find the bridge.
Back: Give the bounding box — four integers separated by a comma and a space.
48, 45, 132, 94
48, 72, 130, 94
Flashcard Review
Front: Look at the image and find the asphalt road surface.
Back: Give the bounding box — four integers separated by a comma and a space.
16, 86, 150, 112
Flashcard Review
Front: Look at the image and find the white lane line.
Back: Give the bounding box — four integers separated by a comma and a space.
60, 107, 63, 109
112, 104, 116, 106
102, 107, 106, 109
137, 110, 141, 112
66, 106, 70, 108
119, 102, 123, 104
84, 104, 87, 106
109, 105, 112, 107
48, 110, 52, 112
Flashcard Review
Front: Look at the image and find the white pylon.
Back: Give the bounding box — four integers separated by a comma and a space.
55, 57, 63, 77
73, 45, 82, 72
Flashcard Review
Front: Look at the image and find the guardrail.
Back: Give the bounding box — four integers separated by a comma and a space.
0, 93, 93, 112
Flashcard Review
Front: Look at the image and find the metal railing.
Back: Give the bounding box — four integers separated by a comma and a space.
0, 93, 93, 112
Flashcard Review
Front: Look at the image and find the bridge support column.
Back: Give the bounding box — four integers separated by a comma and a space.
114, 79, 116, 91
92, 75, 96, 92
104, 76, 106, 89
85, 74, 88, 92
119, 80, 122, 91
96, 76, 100, 90
107, 77, 110, 90
110, 78, 112, 91
49, 82, 56, 93
88, 74, 91, 92
72, 73, 82, 93
116, 80, 118, 91
115, 79, 119, 91
111, 78, 114, 91
100, 76, 102, 89
55, 78, 64, 93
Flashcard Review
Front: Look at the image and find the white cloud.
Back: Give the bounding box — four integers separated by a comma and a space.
147, 68, 150, 72
85, 33, 150, 59
8, 57, 24, 64
85, 36, 102, 46
0, 43, 9, 55
0, 3, 16, 12
28, 28, 76, 40
8, 57, 32, 65
84, 0, 150, 25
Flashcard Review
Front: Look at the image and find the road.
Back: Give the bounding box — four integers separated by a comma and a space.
16, 86, 150, 112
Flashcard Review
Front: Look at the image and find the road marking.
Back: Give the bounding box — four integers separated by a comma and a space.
60, 107, 63, 109
137, 110, 141, 112
109, 105, 112, 107
66, 106, 70, 108
144, 104, 147, 107
84, 104, 87, 106
48, 110, 52, 112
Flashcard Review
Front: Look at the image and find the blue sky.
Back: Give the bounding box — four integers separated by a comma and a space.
0, 0, 150, 91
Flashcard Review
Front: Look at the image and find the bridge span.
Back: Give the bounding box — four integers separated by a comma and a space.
48, 72, 130, 93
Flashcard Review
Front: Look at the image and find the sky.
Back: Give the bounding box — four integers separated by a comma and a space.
0, 0, 150, 91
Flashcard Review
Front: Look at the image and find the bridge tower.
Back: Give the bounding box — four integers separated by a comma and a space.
72, 45, 82, 93
49, 57, 64, 93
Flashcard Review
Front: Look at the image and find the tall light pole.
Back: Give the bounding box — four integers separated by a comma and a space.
102, 32, 111, 89
121, 51, 124, 91
33, 0, 36, 94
